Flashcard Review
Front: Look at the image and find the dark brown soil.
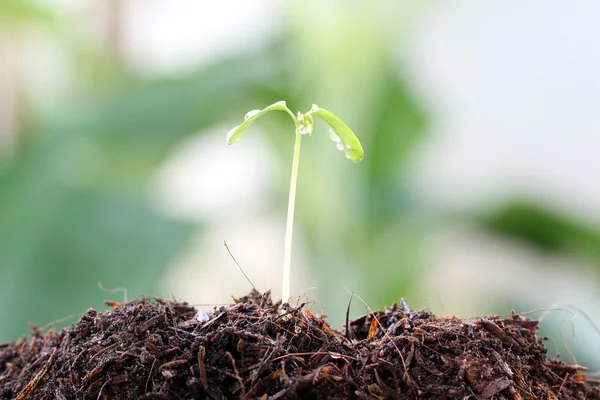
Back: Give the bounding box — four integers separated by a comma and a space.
1, 289, 598, 399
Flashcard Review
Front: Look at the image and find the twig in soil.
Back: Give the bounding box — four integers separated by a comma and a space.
89, 342, 117, 363
557, 374, 570, 398
97, 379, 110, 399
480, 319, 523, 351
226, 351, 246, 397
145, 358, 156, 393
198, 346, 208, 390
350, 291, 412, 384
224, 240, 256, 290
270, 351, 357, 363
83, 361, 111, 383
15, 348, 57, 400
345, 292, 354, 341
159, 359, 188, 371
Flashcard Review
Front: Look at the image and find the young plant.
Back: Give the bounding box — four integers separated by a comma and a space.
227, 101, 363, 302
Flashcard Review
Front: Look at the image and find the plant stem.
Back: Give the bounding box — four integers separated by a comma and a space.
282, 130, 302, 302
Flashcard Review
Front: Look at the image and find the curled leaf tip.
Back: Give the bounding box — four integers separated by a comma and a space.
226, 126, 241, 144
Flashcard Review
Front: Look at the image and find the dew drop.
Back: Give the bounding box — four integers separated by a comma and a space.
244, 109, 260, 120
329, 127, 341, 143
298, 123, 307, 135
336, 142, 344, 151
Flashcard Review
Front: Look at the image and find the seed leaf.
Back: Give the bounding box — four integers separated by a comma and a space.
310, 108, 364, 163
226, 101, 290, 145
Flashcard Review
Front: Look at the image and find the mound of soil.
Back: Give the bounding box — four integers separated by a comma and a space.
1, 289, 598, 399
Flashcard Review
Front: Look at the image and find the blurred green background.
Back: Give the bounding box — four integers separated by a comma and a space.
2, 0, 600, 371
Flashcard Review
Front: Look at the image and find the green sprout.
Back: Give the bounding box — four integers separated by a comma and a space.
227, 101, 363, 302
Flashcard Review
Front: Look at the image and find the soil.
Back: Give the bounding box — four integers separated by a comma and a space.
1, 289, 598, 399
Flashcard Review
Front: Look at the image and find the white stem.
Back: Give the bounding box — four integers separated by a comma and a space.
282, 131, 302, 303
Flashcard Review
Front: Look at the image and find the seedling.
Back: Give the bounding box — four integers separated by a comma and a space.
227, 101, 363, 302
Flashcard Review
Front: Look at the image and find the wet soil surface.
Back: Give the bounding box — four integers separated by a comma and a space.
1, 290, 598, 399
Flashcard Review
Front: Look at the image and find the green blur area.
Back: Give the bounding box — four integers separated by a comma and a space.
2, 1, 600, 370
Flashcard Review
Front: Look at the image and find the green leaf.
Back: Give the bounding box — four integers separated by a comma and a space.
309, 106, 364, 163
226, 101, 293, 144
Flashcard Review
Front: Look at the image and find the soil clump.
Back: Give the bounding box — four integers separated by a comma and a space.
1, 289, 598, 399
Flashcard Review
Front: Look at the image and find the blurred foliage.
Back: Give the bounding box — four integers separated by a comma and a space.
480, 201, 600, 263
0, 7, 287, 339
0, 0, 56, 28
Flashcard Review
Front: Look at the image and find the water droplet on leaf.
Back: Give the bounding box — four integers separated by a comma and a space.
298, 124, 307, 135
302, 114, 313, 135
329, 127, 341, 143
244, 109, 260, 120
